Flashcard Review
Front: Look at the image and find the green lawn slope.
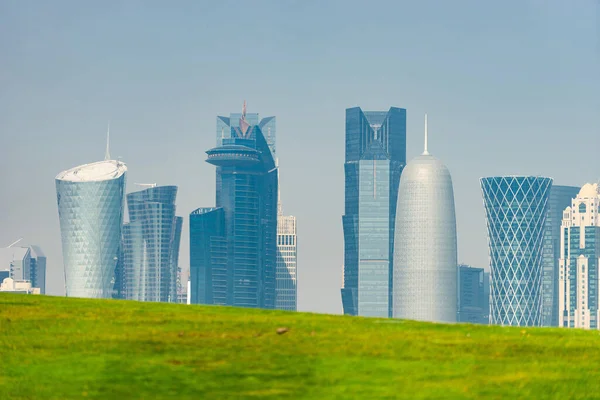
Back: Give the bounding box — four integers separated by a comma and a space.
1, 294, 600, 399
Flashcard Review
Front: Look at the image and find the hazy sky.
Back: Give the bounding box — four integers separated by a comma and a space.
1, 0, 598, 314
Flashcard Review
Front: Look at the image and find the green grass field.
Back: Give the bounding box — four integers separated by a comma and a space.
2, 294, 600, 399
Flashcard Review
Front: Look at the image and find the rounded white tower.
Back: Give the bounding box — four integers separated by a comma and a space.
393, 115, 457, 322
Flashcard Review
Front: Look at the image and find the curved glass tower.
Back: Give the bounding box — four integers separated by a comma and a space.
481, 176, 552, 326
56, 160, 127, 298
393, 115, 457, 323
122, 185, 182, 302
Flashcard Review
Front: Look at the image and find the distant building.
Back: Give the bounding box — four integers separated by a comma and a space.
176, 266, 188, 304
276, 214, 297, 311
56, 158, 127, 299
0, 278, 40, 294
540, 185, 580, 327
341, 106, 406, 318
559, 184, 600, 329
122, 185, 183, 303
190, 104, 278, 309
393, 115, 457, 323
29, 246, 46, 295
481, 176, 552, 326
457, 265, 489, 324
0, 245, 46, 294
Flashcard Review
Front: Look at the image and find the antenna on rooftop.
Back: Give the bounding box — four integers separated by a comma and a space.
422, 113, 429, 156
104, 121, 111, 161
7, 238, 23, 248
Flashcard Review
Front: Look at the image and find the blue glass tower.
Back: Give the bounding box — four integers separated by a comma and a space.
481, 176, 553, 326
122, 185, 182, 302
540, 185, 580, 326
190, 105, 278, 309
341, 107, 406, 317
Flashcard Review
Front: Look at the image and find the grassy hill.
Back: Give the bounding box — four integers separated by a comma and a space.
2, 294, 600, 399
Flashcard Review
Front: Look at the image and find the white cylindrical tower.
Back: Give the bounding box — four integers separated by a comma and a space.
393, 115, 457, 322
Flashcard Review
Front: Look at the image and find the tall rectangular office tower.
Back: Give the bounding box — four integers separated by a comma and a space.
341, 107, 407, 317
276, 212, 297, 311
190, 104, 278, 309
559, 184, 600, 329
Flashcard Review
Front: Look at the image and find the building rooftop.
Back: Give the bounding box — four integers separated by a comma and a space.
56, 160, 127, 182
0, 247, 30, 269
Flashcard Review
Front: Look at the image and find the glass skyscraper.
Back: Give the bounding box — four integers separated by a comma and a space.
559, 184, 600, 329
190, 105, 278, 309
341, 107, 406, 317
540, 185, 580, 326
457, 265, 489, 324
481, 176, 552, 326
122, 185, 183, 302
56, 159, 127, 298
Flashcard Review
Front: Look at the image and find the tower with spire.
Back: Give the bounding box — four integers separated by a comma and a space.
392, 114, 458, 323
189, 102, 279, 309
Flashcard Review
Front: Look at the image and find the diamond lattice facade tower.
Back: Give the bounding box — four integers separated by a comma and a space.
341, 107, 406, 318
393, 115, 457, 323
559, 184, 600, 329
122, 185, 183, 302
190, 104, 278, 309
56, 159, 127, 298
540, 185, 580, 326
481, 176, 552, 326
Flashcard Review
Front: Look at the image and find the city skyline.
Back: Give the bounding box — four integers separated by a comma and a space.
1, 1, 598, 314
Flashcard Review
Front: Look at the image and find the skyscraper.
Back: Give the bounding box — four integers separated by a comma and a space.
28, 246, 46, 295
393, 115, 457, 323
457, 265, 489, 324
55, 138, 127, 298
559, 183, 600, 329
481, 176, 552, 326
341, 106, 406, 318
541, 185, 580, 327
190, 104, 278, 309
276, 211, 297, 311
122, 185, 183, 302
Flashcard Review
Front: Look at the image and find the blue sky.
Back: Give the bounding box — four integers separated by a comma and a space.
1, 0, 598, 313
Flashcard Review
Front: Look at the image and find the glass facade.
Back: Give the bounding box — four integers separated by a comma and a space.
190, 109, 278, 309
29, 246, 46, 295
481, 176, 552, 326
341, 107, 406, 317
55, 160, 127, 298
540, 185, 580, 326
457, 265, 489, 324
122, 186, 182, 302
276, 215, 297, 311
